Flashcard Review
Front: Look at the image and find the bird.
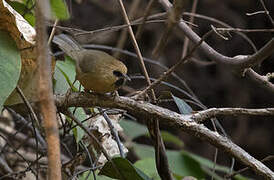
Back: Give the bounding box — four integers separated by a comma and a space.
52, 34, 130, 93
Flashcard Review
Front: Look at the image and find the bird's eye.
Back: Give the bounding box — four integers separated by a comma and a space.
113, 70, 123, 77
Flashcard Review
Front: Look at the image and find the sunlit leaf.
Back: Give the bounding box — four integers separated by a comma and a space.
7, 1, 35, 26
50, 0, 69, 20
99, 157, 151, 180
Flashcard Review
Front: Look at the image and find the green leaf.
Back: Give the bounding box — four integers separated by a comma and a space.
181, 150, 250, 180
161, 130, 184, 147
119, 119, 147, 139
181, 150, 229, 172
69, 107, 87, 143
133, 144, 205, 178
99, 157, 151, 180
23, 13, 35, 27
134, 158, 161, 180
50, 0, 70, 20
133, 144, 250, 179
168, 150, 205, 178
172, 95, 192, 114
78, 170, 113, 180
7, 1, 35, 26
0, 31, 21, 110
54, 56, 80, 94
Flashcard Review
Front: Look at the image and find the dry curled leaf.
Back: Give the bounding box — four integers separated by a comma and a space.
85, 113, 128, 165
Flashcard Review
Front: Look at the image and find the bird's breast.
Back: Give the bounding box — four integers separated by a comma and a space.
76, 72, 117, 93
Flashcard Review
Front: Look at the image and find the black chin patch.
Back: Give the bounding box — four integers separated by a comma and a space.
115, 78, 126, 87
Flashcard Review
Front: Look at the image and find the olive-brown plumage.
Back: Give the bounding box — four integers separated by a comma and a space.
53, 34, 129, 93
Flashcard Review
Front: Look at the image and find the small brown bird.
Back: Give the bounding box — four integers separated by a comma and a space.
53, 34, 130, 93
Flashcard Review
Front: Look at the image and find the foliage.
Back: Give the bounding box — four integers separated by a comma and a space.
7, 0, 69, 25
0, 31, 21, 111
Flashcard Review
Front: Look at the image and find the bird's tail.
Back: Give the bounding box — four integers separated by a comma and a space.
52, 34, 82, 60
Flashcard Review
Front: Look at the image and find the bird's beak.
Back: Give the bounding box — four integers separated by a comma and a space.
123, 74, 131, 81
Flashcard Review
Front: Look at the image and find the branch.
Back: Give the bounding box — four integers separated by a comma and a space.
258, 0, 274, 27
181, 0, 198, 59
116, 0, 153, 90
135, 29, 213, 99
192, 107, 274, 123
159, 0, 274, 69
152, 0, 184, 58
55, 92, 274, 179
35, 0, 61, 179
135, 0, 156, 39
245, 69, 274, 93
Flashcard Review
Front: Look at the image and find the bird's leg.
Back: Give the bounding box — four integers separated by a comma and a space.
64, 78, 78, 105
109, 91, 119, 100
113, 91, 119, 97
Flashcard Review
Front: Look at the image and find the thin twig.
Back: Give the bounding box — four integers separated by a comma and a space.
192, 107, 274, 122
0, 134, 37, 176
135, 30, 213, 99
152, 0, 184, 59
116, 0, 154, 94
116, 1, 172, 179
80, 141, 96, 180
215, 27, 274, 33
182, 12, 257, 52
15, 86, 40, 129
73, 20, 166, 36
181, 0, 198, 59
136, 0, 156, 39
63, 110, 125, 180
114, 0, 141, 58
15, 86, 41, 179
159, 0, 274, 69
48, 20, 59, 45
246, 10, 267, 16
99, 108, 125, 158
6, 108, 46, 149
225, 155, 274, 178
258, 0, 274, 27
130, 75, 203, 108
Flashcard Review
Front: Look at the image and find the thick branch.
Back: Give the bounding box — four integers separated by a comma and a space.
55, 92, 274, 179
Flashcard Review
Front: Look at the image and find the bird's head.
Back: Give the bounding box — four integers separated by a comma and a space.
113, 69, 131, 88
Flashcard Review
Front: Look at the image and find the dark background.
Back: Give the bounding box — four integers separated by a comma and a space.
58, 0, 274, 178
